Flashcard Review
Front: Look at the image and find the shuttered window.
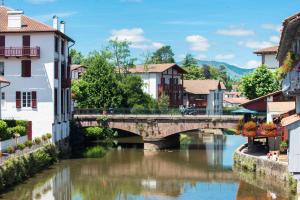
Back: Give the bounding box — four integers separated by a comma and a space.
21, 60, 31, 77
16, 91, 21, 108
23, 35, 31, 56
61, 62, 65, 79
61, 40, 65, 55
0, 36, 5, 56
61, 90, 64, 114
32, 91, 37, 108
54, 88, 58, 116
0, 62, 4, 76
22, 92, 31, 108
55, 37, 59, 52
55, 61, 58, 79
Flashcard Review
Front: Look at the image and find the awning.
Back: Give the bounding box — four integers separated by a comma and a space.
231, 108, 258, 114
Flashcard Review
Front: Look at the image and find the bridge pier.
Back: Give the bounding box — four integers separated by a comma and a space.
144, 134, 180, 150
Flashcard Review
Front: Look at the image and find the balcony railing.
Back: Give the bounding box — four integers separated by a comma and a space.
158, 84, 183, 92
0, 47, 40, 58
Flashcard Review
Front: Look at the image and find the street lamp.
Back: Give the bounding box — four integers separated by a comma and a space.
0, 76, 10, 119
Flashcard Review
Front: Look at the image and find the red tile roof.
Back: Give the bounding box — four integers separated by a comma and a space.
224, 97, 249, 105
281, 114, 300, 127
0, 76, 10, 84
254, 46, 278, 55
128, 63, 186, 74
184, 80, 226, 95
71, 64, 86, 71
0, 6, 74, 42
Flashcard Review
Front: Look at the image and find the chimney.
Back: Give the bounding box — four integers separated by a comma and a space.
60, 21, 65, 33
53, 15, 58, 29
7, 10, 23, 29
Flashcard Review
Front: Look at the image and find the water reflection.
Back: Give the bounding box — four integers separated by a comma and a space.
0, 134, 293, 200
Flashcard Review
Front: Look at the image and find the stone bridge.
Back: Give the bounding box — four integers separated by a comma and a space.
74, 114, 242, 150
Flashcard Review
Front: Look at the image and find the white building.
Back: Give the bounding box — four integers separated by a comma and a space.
128, 63, 186, 107
71, 64, 86, 80
183, 80, 226, 115
0, 6, 74, 142
254, 46, 279, 70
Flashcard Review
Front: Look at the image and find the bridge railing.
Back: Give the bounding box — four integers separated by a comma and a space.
73, 107, 241, 117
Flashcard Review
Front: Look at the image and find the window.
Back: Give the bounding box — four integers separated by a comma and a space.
0, 36, 5, 56
23, 35, 31, 56
0, 62, 4, 76
55, 37, 59, 52
61, 40, 65, 55
55, 61, 58, 79
54, 88, 58, 116
22, 92, 31, 108
21, 60, 31, 77
16, 91, 37, 109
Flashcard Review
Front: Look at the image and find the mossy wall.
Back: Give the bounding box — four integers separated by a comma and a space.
0, 144, 58, 192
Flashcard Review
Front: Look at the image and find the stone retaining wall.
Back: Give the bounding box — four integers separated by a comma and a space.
234, 144, 298, 194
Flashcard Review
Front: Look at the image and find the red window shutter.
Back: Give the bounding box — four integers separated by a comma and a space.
21, 60, 31, 77
23, 35, 30, 47
32, 91, 37, 108
55, 61, 58, 79
0, 36, 5, 47
16, 91, 21, 108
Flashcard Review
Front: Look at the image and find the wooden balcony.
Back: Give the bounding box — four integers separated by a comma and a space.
159, 84, 183, 93
0, 47, 40, 58
62, 78, 71, 88
282, 67, 300, 96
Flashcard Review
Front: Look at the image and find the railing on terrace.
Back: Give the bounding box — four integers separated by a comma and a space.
0, 47, 40, 58
73, 107, 241, 117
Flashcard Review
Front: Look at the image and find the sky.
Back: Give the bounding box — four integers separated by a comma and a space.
3, 0, 300, 68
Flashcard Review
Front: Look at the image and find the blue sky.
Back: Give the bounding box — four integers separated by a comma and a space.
4, 0, 300, 68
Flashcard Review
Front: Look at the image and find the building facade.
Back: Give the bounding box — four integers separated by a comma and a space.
128, 63, 186, 107
71, 64, 86, 80
254, 46, 279, 70
183, 80, 226, 115
0, 6, 74, 142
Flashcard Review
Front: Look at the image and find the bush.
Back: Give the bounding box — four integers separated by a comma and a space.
34, 137, 41, 145
15, 120, 28, 128
24, 141, 33, 148
41, 135, 48, 142
7, 126, 26, 137
0, 120, 9, 141
6, 146, 15, 154
46, 133, 52, 139
85, 127, 104, 139
131, 104, 146, 114
16, 144, 25, 151
84, 146, 106, 158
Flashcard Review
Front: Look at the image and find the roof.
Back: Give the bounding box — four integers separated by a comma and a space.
0, 6, 74, 42
277, 12, 300, 62
231, 108, 258, 114
71, 64, 86, 71
281, 114, 300, 127
254, 46, 278, 55
128, 63, 186, 74
184, 80, 226, 95
224, 91, 242, 96
224, 97, 249, 105
267, 101, 295, 113
241, 91, 282, 107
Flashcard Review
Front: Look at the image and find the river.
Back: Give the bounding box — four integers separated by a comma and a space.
0, 132, 294, 200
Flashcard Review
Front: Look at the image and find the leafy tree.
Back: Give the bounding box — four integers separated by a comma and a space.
240, 65, 280, 99
107, 39, 136, 73
150, 46, 175, 64
182, 53, 198, 68
73, 51, 123, 109
185, 65, 204, 80
157, 94, 170, 113
70, 49, 84, 64
202, 64, 211, 79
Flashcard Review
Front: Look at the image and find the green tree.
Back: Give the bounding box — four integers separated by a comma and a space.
240, 65, 280, 99
202, 64, 211, 79
70, 48, 84, 64
182, 53, 198, 68
185, 65, 204, 80
73, 51, 123, 109
107, 39, 136, 73
150, 46, 175, 64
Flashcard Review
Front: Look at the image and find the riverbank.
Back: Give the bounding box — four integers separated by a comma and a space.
0, 143, 58, 192
233, 144, 298, 195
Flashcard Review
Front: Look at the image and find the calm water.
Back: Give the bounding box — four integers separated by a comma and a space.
0, 133, 294, 200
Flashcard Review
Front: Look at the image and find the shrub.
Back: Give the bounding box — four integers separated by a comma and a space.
6, 146, 15, 154
34, 137, 41, 145
85, 127, 104, 139
0, 120, 9, 141
84, 146, 106, 158
41, 135, 48, 142
280, 140, 289, 153
16, 144, 25, 151
24, 141, 33, 148
15, 120, 28, 127
46, 133, 52, 139
131, 104, 146, 114
7, 126, 26, 137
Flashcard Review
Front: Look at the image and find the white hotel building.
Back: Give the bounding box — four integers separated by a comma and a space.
0, 6, 74, 142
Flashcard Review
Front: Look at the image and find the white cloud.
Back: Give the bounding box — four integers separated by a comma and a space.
34, 12, 77, 22
215, 54, 235, 60
261, 24, 281, 32
245, 60, 261, 68
186, 35, 210, 52
109, 28, 164, 50
26, 0, 56, 4
269, 35, 280, 43
216, 27, 254, 36
238, 41, 274, 49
